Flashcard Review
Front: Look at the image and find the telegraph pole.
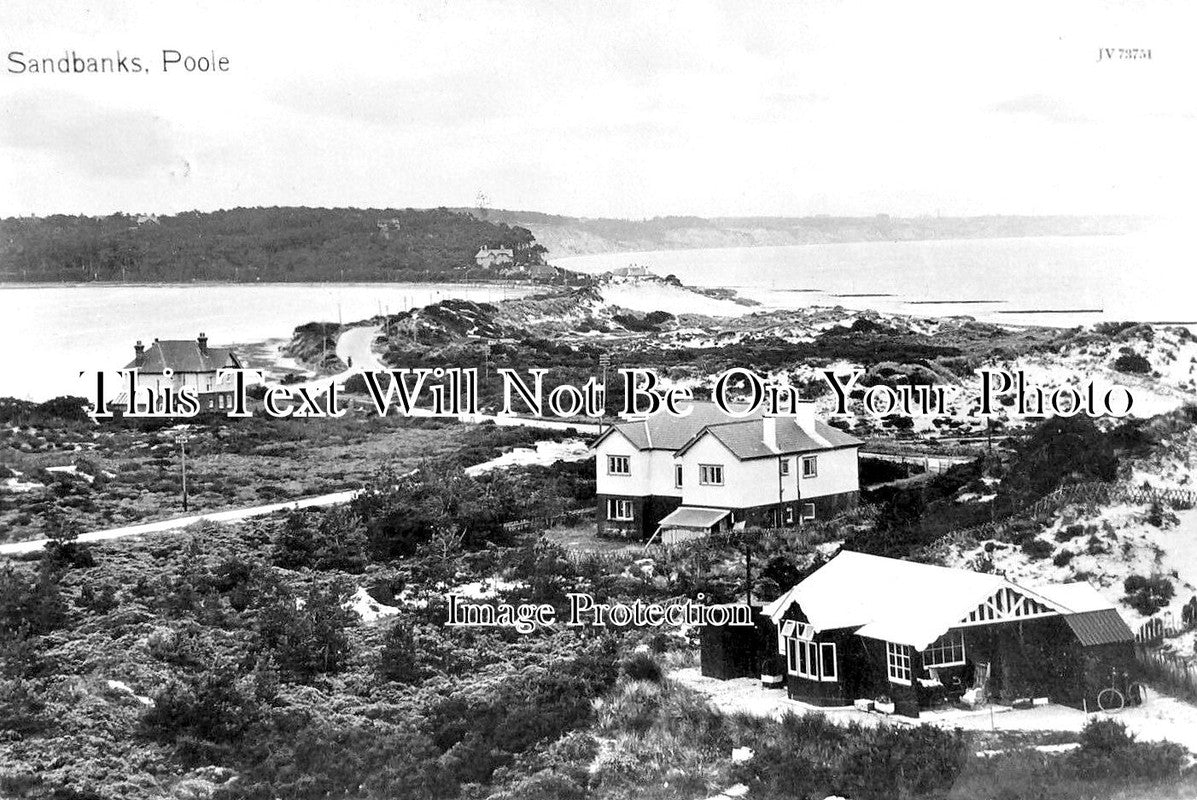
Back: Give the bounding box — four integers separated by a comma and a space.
598, 352, 611, 433
179, 431, 189, 512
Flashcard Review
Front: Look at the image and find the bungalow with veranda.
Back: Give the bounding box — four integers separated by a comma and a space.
593, 401, 861, 542
702, 551, 1136, 718
119, 333, 243, 413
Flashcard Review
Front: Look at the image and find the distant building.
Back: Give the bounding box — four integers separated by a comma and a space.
608, 265, 652, 278
475, 247, 514, 268
592, 401, 861, 542
376, 218, 403, 238
528, 263, 560, 280
120, 333, 243, 413
136, 214, 160, 226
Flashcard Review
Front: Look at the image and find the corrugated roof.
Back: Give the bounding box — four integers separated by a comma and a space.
125, 340, 240, 374
658, 506, 730, 529
1063, 609, 1134, 646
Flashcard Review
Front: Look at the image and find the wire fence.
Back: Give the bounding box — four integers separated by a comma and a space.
925, 481, 1196, 554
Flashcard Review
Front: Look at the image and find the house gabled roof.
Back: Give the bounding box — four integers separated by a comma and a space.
125, 340, 241, 374
674, 417, 861, 460
761, 551, 1117, 651
592, 402, 762, 452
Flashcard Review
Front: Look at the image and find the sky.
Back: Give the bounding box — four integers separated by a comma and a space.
1, 0, 1195, 219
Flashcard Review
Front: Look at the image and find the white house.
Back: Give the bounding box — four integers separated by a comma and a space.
593, 401, 861, 541
474, 247, 514, 268
119, 333, 243, 413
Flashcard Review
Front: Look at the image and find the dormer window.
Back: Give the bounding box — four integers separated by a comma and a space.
607, 455, 631, 476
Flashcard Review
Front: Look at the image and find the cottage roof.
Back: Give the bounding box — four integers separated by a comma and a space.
676, 417, 861, 460
1061, 610, 1134, 647
593, 401, 762, 451
125, 340, 240, 374
761, 551, 1114, 651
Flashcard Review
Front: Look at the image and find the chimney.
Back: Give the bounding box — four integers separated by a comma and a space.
197, 332, 208, 353
134, 340, 145, 366
794, 401, 816, 433
762, 416, 777, 451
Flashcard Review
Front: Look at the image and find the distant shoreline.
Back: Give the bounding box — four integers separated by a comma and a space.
0, 279, 544, 290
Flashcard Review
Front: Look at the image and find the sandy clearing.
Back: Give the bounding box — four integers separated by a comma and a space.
670, 667, 1197, 751
464, 439, 591, 476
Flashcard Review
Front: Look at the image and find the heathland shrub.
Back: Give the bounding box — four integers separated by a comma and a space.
1112, 351, 1152, 374
620, 651, 663, 683
1070, 718, 1187, 780
1021, 538, 1055, 560
1054, 523, 1086, 542
1123, 574, 1174, 616
733, 713, 967, 800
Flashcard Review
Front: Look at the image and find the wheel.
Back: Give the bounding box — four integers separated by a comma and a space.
1097, 687, 1125, 713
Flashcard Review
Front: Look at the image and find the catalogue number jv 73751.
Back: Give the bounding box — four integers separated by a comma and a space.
1097, 48, 1152, 62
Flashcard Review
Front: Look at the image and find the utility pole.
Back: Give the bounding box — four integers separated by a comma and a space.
598, 352, 611, 433
179, 431, 189, 512
777, 457, 785, 529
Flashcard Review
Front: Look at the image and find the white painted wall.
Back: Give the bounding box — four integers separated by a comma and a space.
595, 430, 653, 497
796, 447, 860, 499
678, 436, 778, 508
678, 437, 860, 509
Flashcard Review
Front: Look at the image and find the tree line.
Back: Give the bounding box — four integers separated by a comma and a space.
0, 207, 540, 283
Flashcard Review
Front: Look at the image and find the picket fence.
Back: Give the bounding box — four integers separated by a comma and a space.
1135, 645, 1197, 699
501, 507, 592, 533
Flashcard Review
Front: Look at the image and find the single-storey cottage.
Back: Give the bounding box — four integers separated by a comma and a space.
703, 551, 1136, 718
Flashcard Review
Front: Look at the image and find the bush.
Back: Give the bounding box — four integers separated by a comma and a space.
1054, 523, 1086, 542
1052, 549, 1074, 568
141, 664, 259, 745
1070, 718, 1187, 780
1021, 538, 1055, 560
1123, 574, 1174, 616
620, 651, 663, 683
1112, 352, 1152, 374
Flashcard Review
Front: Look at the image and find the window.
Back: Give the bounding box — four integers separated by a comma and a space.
607, 455, 630, 476
922, 631, 966, 668
786, 638, 837, 682
801, 456, 818, 478
606, 499, 633, 521
788, 638, 819, 679
784, 505, 795, 524
779, 458, 790, 476
801, 503, 816, 521
820, 643, 838, 682
699, 464, 724, 485
674, 464, 683, 488
886, 642, 912, 685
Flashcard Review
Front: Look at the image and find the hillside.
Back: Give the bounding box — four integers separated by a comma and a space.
462, 209, 1153, 257
0, 207, 541, 283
